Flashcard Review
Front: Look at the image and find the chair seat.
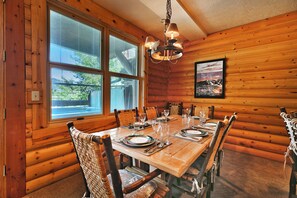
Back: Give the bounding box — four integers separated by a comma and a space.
108, 169, 157, 198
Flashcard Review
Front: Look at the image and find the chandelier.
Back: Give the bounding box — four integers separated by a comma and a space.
144, 0, 183, 64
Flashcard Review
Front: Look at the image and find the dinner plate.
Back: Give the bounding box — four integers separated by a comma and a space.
122, 135, 155, 147
180, 128, 208, 137
192, 116, 210, 120
204, 122, 217, 127
156, 117, 169, 122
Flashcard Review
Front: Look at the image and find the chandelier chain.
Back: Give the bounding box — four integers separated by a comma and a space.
166, 0, 172, 20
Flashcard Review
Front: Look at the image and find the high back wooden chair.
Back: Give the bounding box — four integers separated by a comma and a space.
165, 102, 183, 115
143, 106, 158, 120
190, 105, 215, 119
114, 108, 140, 168
280, 107, 297, 198
216, 112, 237, 176
67, 122, 167, 198
114, 108, 139, 127
170, 120, 227, 198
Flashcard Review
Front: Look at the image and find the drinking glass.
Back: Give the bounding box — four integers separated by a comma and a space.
161, 123, 170, 145
164, 109, 170, 122
151, 120, 161, 140
199, 111, 206, 126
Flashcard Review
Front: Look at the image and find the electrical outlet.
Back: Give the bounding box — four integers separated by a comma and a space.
31, 90, 40, 101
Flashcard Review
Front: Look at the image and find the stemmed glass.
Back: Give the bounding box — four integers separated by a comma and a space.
139, 113, 147, 128
164, 109, 170, 122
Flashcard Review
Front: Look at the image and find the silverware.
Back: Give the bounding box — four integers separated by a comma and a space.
144, 142, 160, 153
148, 142, 164, 153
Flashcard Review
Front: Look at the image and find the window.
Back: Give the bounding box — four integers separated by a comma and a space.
49, 10, 102, 120
109, 35, 139, 112
49, 9, 141, 120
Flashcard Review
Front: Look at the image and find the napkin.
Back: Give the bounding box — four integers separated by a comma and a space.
174, 132, 202, 142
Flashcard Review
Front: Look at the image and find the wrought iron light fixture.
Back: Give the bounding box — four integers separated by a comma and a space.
144, 0, 183, 64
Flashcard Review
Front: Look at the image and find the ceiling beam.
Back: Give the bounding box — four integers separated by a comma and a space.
176, 0, 208, 37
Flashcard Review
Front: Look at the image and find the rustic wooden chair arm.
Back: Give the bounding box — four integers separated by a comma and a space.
122, 168, 163, 194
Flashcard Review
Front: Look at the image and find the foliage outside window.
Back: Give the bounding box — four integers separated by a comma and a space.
49, 9, 140, 120
109, 35, 139, 112
49, 10, 102, 120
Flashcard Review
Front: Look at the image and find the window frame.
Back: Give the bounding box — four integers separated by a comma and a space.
47, 6, 143, 122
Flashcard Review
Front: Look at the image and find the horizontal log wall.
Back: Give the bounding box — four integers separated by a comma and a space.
168, 11, 297, 162
25, 0, 148, 193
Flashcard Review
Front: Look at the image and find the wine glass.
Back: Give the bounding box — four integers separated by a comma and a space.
139, 113, 147, 128
164, 109, 170, 122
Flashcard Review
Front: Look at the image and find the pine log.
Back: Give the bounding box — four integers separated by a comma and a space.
224, 143, 285, 162
228, 129, 289, 145
225, 136, 287, 154
26, 164, 80, 193
26, 153, 77, 181
26, 142, 74, 166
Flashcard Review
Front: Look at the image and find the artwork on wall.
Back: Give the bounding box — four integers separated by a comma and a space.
194, 58, 226, 98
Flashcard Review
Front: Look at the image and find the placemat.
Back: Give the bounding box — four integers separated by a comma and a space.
112, 138, 171, 156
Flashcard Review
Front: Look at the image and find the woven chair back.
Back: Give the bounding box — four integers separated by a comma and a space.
166, 102, 183, 115
68, 125, 114, 198
191, 105, 215, 119
114, 108, 138, 127
144, 106, 158, 120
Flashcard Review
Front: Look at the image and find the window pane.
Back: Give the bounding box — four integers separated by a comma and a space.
51, 68, 102, 119
50, 10, 101, 69
110, 76, 138, 112
109, 35, 138, 76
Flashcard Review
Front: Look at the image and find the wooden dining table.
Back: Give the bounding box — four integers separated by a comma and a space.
93, 115, 215, 178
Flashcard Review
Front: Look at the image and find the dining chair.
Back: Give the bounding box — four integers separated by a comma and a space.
168, 120, 227, 198
215, 112, 237, 176
165, 102, 183, 115
280, 107, 297, 198
67, 122, 168, 198
114, 107, 139, 127
114, 108, 139, 168
143, 106, 158, 120
190, 105, 215, 119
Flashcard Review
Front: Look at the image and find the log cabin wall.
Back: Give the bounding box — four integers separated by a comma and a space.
147, 61, 169, 109
168, 11, 297, 162
24, 0, 148, 194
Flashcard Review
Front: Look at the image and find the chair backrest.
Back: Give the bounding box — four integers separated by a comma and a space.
218, 112, 237, 151
143, 106, 158, 120
114, 108, 139, 127
165, 102, 183, 115
280, 108, 297, 156
196, 121, 226, 181
67, 122, 121, 198
190, 105, 215, 119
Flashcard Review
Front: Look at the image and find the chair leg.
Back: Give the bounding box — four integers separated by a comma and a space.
119, 153, 132, 169
217, 150, 222, 177
166, 174, 174, 198
206, 171, 212, 198
289, 168, 296, 197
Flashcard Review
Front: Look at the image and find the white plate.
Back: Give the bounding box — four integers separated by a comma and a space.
129, 136, 149, 144
204, 123, 217, 127
186, 130, 204, 135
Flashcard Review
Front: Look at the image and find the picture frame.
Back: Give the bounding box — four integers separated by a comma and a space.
194, 58, 226, 98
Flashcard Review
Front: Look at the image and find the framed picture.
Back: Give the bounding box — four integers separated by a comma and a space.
194, 58, 226, 98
